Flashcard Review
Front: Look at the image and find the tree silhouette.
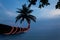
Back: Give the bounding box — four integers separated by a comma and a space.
56, 0, 60, 9
28, 0, 37, 8
16, 0, 60, 28
1, 0, 60, 35
28, 0, 60, 9
39, 0, 50, 8
15, 0, 60, 33
15, 4, 36, 26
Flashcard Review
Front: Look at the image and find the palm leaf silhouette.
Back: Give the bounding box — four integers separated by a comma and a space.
55, 0, 60, 9
39, 0, 50, 8
28, 0, 37, 7
16, 4, 36, 24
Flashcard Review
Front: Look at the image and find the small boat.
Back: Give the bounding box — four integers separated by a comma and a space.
0, 24, 30, 35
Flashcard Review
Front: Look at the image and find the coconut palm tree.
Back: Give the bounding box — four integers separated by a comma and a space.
39, 0, 50, 8
15, 4, 36, 28
0, 4, 36, 35
55, 0, 60, 9
28, 0, 37, 7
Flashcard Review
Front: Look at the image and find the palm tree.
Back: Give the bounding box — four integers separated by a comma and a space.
39, 0, 50, 8
0, 4, 36, 35
15, 4, 36, 28
28, 0, 37, 8
55, 0, 60, 9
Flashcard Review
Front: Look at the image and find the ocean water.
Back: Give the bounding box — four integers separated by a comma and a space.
0, 25, 60, 40
0, 20, 60, 40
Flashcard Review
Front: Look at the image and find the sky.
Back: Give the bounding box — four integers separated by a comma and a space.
0, 0, 60, 26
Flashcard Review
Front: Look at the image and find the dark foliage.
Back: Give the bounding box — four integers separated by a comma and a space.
16, 4, 36, 24
56, 0, 60, 9
28, 0, 37, 7
39, 0, 50, 8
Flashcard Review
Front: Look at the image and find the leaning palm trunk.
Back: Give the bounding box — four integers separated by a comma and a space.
0, 24, 30, 35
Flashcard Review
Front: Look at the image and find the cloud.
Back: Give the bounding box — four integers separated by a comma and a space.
6, 11, 18, 17
0, 2, 18, 25
41, 9, 60, 18
31, 7, 60, 19
40, 9, 60, 18
49, 9, 60, 17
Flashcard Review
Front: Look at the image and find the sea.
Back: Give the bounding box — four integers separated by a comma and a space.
0, 19, 60, 40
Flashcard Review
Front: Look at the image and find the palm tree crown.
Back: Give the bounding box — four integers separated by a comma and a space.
15, 4, 36, 24
28, 0, 37, 7
39, 0, 50, 8
56, 0, 60, 9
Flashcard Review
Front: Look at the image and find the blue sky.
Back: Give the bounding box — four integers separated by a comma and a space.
0, 0, 60, 26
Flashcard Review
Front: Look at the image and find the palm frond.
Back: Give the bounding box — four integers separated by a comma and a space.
16, 4, 36, 24
16, 8, 23, 13
28, 0, 31, 2
28, 15, 36, 22
16, 11, 21, 13
22, 4, 27, 10
17, 8, 22, 11
28, 10, 33, 14
39, 0, 50, 8
25, 18, 30, 24
28, 0, 37, 7
15, 14, 22, 23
